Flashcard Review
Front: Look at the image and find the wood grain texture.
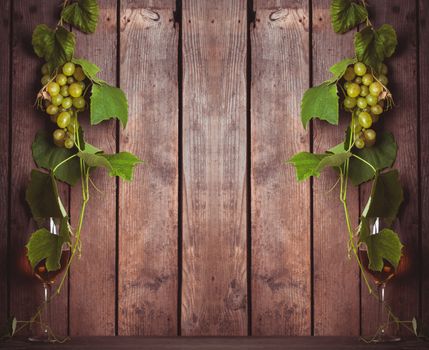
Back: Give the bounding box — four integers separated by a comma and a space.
8, 0, 68, 335
420, 0, 429, 326
69, 0, 117, 336
181, 0, 248, 335
118, 1, 178, 335
312, 0, 360, 336
0, 0, 10, 325
360, 0, 419, 336
251, 1, 311, 336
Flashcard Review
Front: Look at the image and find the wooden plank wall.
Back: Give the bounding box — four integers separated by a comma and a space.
1, 0, 427, 337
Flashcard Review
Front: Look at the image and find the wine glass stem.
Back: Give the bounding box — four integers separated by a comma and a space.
42, 283, 52, 337
378, 283, 387, 335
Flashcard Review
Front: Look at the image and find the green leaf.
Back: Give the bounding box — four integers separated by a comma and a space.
288, 151, 351, 181
360, 226, 403, 272
78, 151, 142, 181
26, 170, 64, 219
331, 0, 368, 33
103, 152, 143, 181
329, 57, 357, 82
354, 24, 397, 73
72, 57, 101, 82
0, 317, 17, 339
301, 82, 339, 128
348, 132, 397, 185
61, 0, 99, 33
90, 83, 128, 127
26, 218, 70, 272
362, 170, 404, 225
32, 25, 75, 70
32, 131, 81, 186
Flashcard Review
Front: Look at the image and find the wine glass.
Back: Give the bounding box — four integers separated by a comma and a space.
359, 217, 402, 343
28, 217, 70, 343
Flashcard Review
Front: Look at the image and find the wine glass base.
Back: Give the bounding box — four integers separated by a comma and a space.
28, 335, 57, 343
370, 335, 402, 343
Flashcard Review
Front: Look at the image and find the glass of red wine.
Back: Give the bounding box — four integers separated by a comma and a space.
359, 217, 402, 343
28, 217, 70, 343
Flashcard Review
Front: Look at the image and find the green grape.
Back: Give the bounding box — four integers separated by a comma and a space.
364, 129, 376, 141
53, 129, 66, 141
378, 74, 389, 86
67, 117, 78, 134
346, 83, 361, 98
344, 81, 351, 90
357, 97, 367, 109
46, 104, 58, 115
343, 67, 356, 81
55, 74, 67, 86
47, 82, 60, 96
67, 77, 75, 84
371, 104, 383, 115
362, 73, 373, 86
41, 63, 50, 75
73, 67, 86, 81
62, 62, 76, 76
360, 85, 369, 97
343, 96, 356, 109
380, 63, 388, 75
366, 94, 378, 106
51, 94, 63, 106
69, 83, 83, 98
41, 75, 50, 86
354, 62, 367, 76
77, 81, 86, 90
57, 111, 71, 128
369, 82, 383, 96
61, 97, 73, 109
354, 77, 362, 84
60, 85, 69, 97
72, 96, 86, 109
64, 138, 74, 149
355, 138, 365, 149
351, 117, 362, 134
358, 111, 373, 129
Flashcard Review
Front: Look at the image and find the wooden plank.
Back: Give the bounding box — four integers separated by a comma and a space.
251, 1, 311, 335
2, 337, 429, 350
118, 1, 178, 335
181, 0, 248, 335
0, 0, 10, 324
360, 0, 419, 336
419, 0, 429, 326
69, 1, 117, 336
312, 0, 360, 336
8, 1, 68, 335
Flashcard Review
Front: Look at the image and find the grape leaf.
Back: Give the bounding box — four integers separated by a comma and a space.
288, 151, 351, 181
301, 82, 339, 128
32, 131, 81, 186
26, 170, 65, 219
362, 170, 404, 225
61, 0, 99, 34
78, 150, 142, 181
329, 57, 357, 82
90, 83, 128, 127
32, 25, 75, 70
103, 152, 143, 181
0, 317, 17, 339
26, 217, 71, 271
331, 0, 368, 34
359, 219, 403, 272
348, 132, 397, 185
72, 57, 101, 82
354, 24, 397, 73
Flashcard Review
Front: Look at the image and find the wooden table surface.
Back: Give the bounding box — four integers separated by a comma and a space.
0, 337, 428, 350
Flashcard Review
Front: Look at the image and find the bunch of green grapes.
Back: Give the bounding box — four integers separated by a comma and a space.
39, 62, 88, 149
341, 61, 391, 149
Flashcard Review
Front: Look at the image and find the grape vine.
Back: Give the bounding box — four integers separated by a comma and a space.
1, 0, 141, 340
289, 0, 425, 341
